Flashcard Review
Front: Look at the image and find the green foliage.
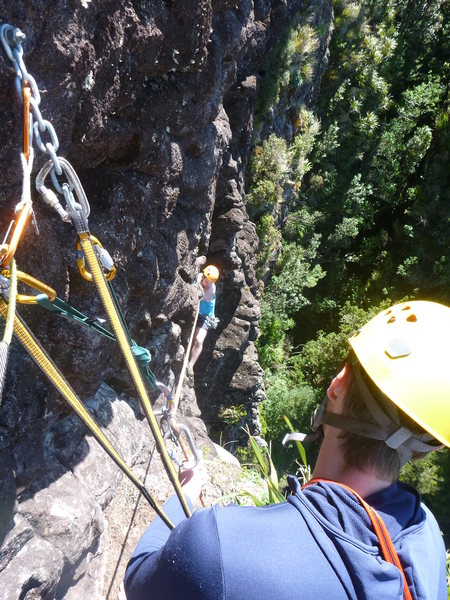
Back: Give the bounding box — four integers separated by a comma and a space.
293, 301, 392, 393
291, 0, 449, 304
257, 239, 325, 370
400, 452, 442, 496
342, 173, 373, 220
293, 330, 347, 393
257, 307, 293, 368
284, 208, 323, 242
262, 369, 318, 468
268, 242, 326, 317
249, 433, 286, 504
247, 0, 450, 542
219, 404, 247, 427
284, 415, 308, 469
247, 135, 289, 218
256, 18, 322, 118
255, 214, 282, 279
327, 217, 360, 247
289, 111, 322, 176
232, 429, 286, 506
233, 427, 311, 506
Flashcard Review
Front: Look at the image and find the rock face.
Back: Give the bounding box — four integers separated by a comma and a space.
0, 1, 331, 597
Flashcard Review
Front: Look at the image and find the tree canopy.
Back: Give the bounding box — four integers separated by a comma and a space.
247, 0, 449, 543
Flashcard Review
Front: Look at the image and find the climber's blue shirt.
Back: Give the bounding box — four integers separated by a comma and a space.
198, 276, 216, 318
124, 478, 446, 600
199, 280, 216, 318
199, 296, 215, 318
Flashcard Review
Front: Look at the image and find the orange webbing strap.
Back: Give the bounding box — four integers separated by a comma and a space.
303, 478, 413, 600
23, 86, 31, 160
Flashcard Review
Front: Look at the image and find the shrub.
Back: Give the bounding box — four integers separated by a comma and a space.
262, 369, 318, 469
246, 135, 289, 218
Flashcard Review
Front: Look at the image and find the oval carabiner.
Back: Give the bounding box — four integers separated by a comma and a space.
1, 269, 56, 304
76, 235, 116, 282
36, 157, 91, 231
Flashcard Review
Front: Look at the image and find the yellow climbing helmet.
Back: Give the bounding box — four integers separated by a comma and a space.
203, 265, 219, 283
349, 300, 450, 447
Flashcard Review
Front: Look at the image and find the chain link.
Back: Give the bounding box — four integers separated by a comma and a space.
0, 23, 89, 231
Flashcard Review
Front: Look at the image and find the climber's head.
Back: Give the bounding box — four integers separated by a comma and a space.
312, 301, 450, 479
203, 265, 220, 284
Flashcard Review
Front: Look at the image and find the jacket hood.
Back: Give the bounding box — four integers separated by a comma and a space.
287, 477, 445, 600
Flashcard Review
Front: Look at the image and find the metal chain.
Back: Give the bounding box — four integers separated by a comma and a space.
0, 23, 89, 232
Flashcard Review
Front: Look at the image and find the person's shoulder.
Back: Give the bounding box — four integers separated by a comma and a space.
163, 508, 224, 580
126, 508, 225, 599
418, 501, 445, 544
172, 506, 221, 551
213, 500, 301, 541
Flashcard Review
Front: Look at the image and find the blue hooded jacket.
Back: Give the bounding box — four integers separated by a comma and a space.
124, 478, 446, 599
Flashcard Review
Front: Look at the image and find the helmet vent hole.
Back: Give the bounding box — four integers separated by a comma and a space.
402, 305, 411, 311
387, 316, 396, 323
406, 314, 417, 322
385, 309, 392, 315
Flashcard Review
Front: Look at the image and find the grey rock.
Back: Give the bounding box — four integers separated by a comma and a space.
0, 535, 64, 599
0, 0, 332, 595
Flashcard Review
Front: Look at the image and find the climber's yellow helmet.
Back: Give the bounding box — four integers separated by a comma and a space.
349, 300, 450, 447
203, 265, 220, 283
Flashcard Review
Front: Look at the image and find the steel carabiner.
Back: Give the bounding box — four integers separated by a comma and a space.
36, 157, 90, 232
156, 407, 202, 470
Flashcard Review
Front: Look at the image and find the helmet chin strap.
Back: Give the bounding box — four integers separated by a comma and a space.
283, 361, 440, 466
282, 394, 328, 446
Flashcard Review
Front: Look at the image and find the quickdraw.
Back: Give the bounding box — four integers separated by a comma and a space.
0, 266, 170, 397
1, 23, 192, 524
0, 85, 34, 269
0, 31, 34, 400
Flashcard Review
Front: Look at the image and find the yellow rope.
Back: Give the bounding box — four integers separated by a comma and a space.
3, 258, 17, 344
79, 233, 191, 518
0, 297, 174, 529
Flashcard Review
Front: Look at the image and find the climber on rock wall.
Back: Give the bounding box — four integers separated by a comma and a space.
188, 265, 220, 370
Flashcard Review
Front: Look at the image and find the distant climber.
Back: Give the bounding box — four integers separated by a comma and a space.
188, 265, 220, 369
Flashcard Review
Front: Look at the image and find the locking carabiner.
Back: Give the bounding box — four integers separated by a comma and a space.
0, 85, 35, 269
0, 269, 56, 304
76, 235, 116, 282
